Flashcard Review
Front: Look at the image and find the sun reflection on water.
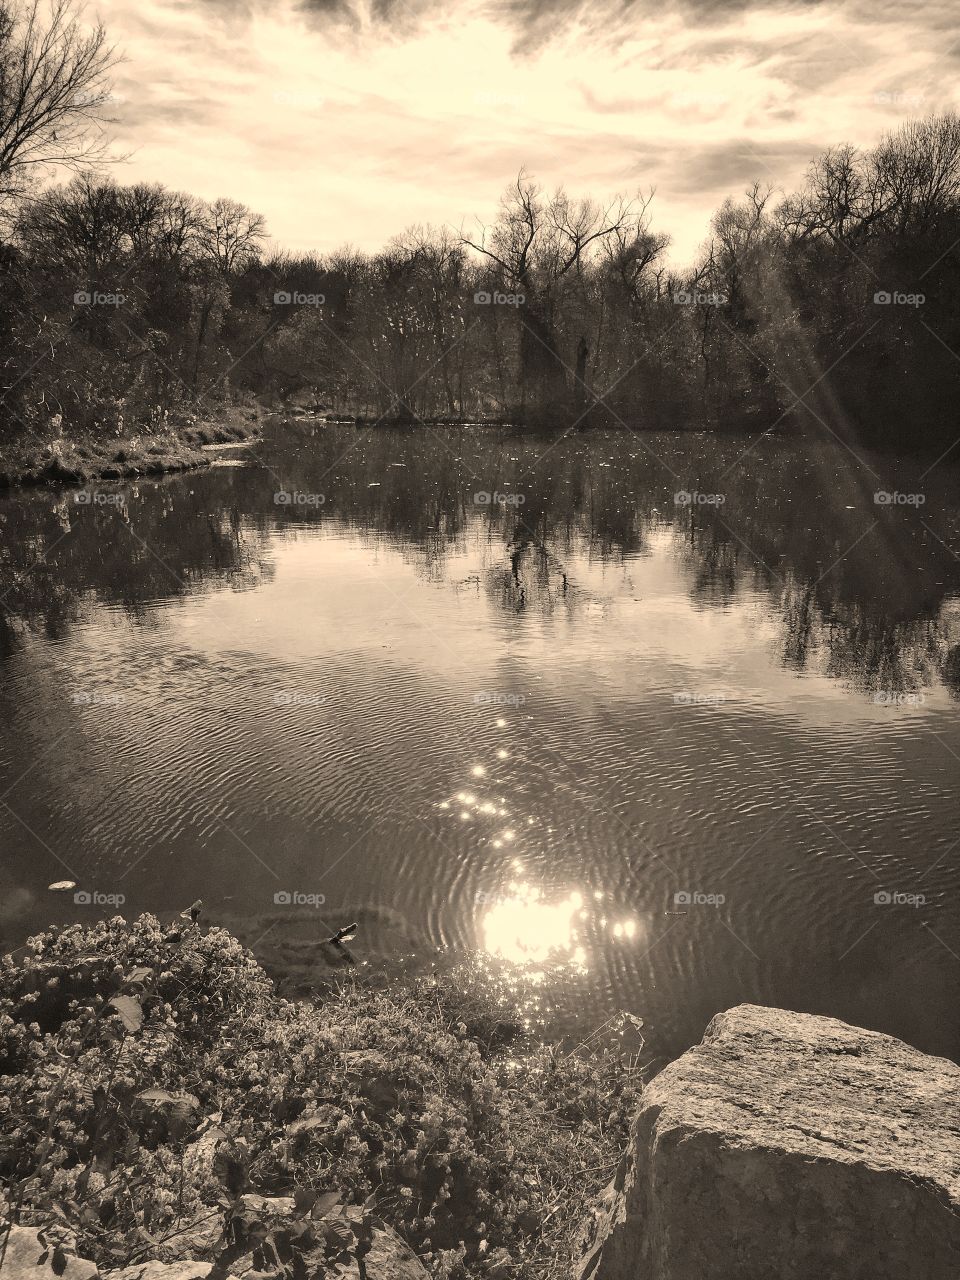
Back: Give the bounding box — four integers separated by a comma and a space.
481, 881, 588, 969
436, 749, 636, 983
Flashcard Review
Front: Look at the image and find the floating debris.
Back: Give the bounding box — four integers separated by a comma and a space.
48, 880, 77, 893
328, 922, 359, 945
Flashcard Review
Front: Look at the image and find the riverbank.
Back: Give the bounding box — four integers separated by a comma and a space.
7, 919, 958, 1280
0, 407, 262, 491
0, 915, 643, 1280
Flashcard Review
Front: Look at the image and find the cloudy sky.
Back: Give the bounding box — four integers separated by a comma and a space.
94, 0, 957, 266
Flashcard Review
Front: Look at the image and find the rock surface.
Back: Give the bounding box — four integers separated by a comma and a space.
107, 1264, 224, 1280
2, 1200, 427, 1280
1, 1225, 98, 1280
340, 1209, 430, 1280
580, 1004, 960, 1280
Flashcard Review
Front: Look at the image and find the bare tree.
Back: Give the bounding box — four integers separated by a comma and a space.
199, 197, 266, 274
873, 112, 960, 237
119, 182, 203, 263
15, 171, 125, 274
395, 224, 467, 416
462, 172, 652, 415
0, 0, 117, 205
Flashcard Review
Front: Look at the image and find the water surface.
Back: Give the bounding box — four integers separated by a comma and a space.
2, 424, 958, 1065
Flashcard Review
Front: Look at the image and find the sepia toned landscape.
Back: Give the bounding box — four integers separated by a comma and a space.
1, 1, 959, 1278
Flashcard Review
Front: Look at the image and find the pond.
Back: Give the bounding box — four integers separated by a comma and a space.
1, 422, 958, 1066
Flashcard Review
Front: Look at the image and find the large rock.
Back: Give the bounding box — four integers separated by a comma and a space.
580, 1005, 960, 1280
0, 1225, 98, 1280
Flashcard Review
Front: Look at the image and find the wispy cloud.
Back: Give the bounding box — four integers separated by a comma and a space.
94, 0, 960, 264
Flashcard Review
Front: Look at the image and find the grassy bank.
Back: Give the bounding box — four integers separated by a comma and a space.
0, 407, 262, 490
0, 916, 643, 1280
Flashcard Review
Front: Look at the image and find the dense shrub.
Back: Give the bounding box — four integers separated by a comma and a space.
0, 916, 642, 1280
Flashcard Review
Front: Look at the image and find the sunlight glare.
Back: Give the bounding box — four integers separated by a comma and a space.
482, 883, 586, 967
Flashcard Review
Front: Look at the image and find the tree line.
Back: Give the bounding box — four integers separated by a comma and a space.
2, 0, 960, 450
